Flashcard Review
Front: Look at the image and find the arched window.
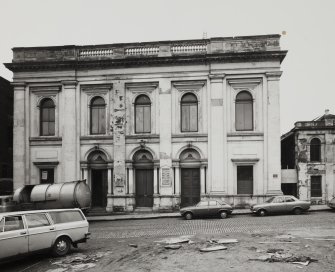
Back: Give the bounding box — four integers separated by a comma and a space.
90, 96, 106, 135
310, 138, 321, 162
40, 98, 55, 136
235, 91, 253, 131
135, 95, 151, 133
181, 93, 198, 132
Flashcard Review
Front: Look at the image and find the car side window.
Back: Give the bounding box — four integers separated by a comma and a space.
0, 218, 4, 232
209, 201, 217, 206
25, 213, 50, 228
49, 211, 85, 224
274, 197, 284, 203
197, 201, 208, 207
285, 197, 295, 202
4, 216, 24, 232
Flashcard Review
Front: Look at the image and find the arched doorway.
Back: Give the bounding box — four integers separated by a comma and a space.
88, 151, 108, 208
133, 150, 154, 207
180, 148, 201, 207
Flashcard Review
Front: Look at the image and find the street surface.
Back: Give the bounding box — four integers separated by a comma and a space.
2, 211, 335, 272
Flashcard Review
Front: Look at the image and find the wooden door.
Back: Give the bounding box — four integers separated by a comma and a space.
135, 169, 153, 207
181, 168, 200, 207
91, 169, 107, 207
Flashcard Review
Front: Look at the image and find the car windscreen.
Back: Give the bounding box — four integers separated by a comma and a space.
49, 210, 85, 224
265, 197, 275, 203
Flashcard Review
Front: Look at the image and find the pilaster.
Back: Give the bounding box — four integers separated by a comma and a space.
12, 82, 26, 189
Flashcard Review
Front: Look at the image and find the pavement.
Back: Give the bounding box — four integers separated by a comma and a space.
86, 204, 332, 222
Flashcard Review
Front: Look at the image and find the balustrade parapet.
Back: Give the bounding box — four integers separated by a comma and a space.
10, 34, 282, 63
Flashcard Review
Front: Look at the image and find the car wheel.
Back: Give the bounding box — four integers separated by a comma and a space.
219, 211, 228, 219
184, 212, 193, 220
293, 208, 302, 215
52, 236, 71, 257
258, 209, 267, 217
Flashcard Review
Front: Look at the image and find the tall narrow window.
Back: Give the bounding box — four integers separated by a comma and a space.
90, 96, 106, 135
40, 98, 55, 136
135, 95, 151, 133
235, 91, 253, 131
181, 93, 198, 132
310, 138, 321, 162
237, 165, 253, 194
311, 176, 322, 197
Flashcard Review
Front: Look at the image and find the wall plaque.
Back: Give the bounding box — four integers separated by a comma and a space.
161, 168, 171, 186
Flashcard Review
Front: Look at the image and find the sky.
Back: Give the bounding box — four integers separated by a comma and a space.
1, 0, 334, 134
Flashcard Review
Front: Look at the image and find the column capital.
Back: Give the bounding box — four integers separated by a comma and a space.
266, 71, 282, 81
61, 80, 78, 88
12, 81, 26, 89
209, 73, 226, 82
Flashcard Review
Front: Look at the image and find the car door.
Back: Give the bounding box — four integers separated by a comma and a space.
24, 213, 56, 252
194, 201, 209, 217
208, 201, 219, 216
285, 196, 297, 212
0, 215, 28, 259
271, 196, 286, 213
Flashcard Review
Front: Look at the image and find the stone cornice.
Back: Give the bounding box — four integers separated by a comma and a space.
5, 51, 288, 72
266, 71, 283, 81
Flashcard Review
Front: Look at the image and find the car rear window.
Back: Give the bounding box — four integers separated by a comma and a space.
3, 216, 24, 232
49, 211, 85, 224
25, 213, 50, 228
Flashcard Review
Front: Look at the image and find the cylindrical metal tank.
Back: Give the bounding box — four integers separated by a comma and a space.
13, 180, 91, 210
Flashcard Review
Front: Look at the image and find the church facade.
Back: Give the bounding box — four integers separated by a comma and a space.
5, 35, 287, 211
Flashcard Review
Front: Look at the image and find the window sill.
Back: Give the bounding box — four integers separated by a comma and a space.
29, 137, 62, 146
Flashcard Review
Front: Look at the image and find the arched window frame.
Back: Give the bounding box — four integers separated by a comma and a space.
181, 92, 198, 132
90, 96, 106, 135
235, 91, 253, 131
134, 94, 151, 134
310, 138, 321, 162
39, 98, 55, 136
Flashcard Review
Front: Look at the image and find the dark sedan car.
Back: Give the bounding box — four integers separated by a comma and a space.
180, 200, 233, 220
250, 195, 310, 216
328, 197, 335, 209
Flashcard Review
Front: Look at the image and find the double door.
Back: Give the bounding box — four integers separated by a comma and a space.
91, 169, 108, 208
181, 168, 200, 207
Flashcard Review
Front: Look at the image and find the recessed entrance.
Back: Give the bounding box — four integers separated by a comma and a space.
133, 150, 154, 208
180, 148, 201, 207
91, 169, 107, 208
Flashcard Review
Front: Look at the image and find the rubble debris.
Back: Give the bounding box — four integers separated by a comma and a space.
250, 252, 317, 265
164, 244, 182, 250
51, 251, 113, 272
211, 239, 238, 244
128, 244, 138, 248
305, 238, 335, 241
266, 248, 284, 253
156, 236, 192, 244
259, 241, 300, 244
200, 245, 227, 252
275, 234, 295, 240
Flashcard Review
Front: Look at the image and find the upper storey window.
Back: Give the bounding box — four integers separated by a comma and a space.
181, 93, 198, 132
310, 138, 321, 162
135, 95, 151, 133
235, 91, 253, 131
40, 98, 55, 136
90, 96, 106, 135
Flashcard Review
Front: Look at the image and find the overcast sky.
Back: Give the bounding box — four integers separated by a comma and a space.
1, 0, 334, 134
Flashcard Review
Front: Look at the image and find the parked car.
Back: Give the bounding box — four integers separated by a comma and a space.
250, 195, 310, 216
180, 200, 233, 220
328, 197, 335, 209
0, 195, 16, 213
0, 208, 90, 262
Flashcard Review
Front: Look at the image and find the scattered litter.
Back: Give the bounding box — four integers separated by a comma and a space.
256, 249, 264, 253
211, 239, 238, 244
200, 245, 227, 252
305, 238, 335, 241
164, 244, 182, 250
128, 244, 138, 248
71, 263, 96, 271
259, 241, 300, 244
188, 240, 195, 244
45, 269, 67, 272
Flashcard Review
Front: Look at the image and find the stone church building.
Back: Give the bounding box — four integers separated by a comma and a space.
5, 34, 287, 211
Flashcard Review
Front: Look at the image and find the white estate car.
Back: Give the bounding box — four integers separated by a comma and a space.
0, 208, 90, 261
